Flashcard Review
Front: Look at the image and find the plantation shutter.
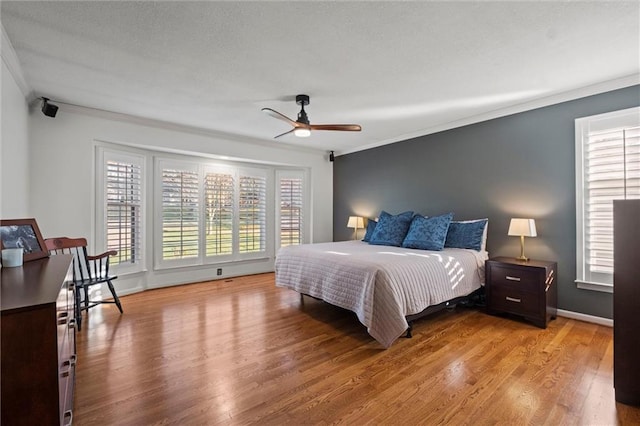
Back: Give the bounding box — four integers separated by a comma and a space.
105, 158, 143, 266
238, 174, 266, 253
279, 176, 303, 247
204, 171, 234, 256
161, 168, 200, 260
577, 107, 640, 289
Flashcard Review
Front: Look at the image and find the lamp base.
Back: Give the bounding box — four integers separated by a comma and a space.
516, 236, 529, 262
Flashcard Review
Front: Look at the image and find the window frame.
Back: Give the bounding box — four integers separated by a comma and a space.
276, 169, 308, 249
202, 165, 236, 262
155, 158, 202, 269
575, 106, 640, 293
154, 158, 275, 270
95, 146, 147, 275
236, 167, 269, 258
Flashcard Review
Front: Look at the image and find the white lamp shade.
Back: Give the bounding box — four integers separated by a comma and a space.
508, 218, 537, 237
347, 216, 365, 229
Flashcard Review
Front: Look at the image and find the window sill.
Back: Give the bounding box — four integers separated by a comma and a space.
154, 256, 272, 272
112, 268, 148, 278
576, 280, 613, 294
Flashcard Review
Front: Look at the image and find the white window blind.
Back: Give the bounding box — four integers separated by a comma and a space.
576, 107, 640, 291
278, 176, 303, 247
204, 171, 234, 256
104, 155, 143, 268
238, 174, 266, 253
161, 167, 200, 260
153, 159, 301, 269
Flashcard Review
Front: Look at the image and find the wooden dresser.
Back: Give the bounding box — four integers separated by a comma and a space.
614, 199, 640, 406
1, 255, 76, 425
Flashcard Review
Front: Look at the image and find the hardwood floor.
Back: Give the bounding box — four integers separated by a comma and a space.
74, 273, 640, 425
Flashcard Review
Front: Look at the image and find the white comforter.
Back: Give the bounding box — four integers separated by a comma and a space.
275, 240, 488, 348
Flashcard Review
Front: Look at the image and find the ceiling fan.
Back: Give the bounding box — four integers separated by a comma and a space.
262, 94, 362, 138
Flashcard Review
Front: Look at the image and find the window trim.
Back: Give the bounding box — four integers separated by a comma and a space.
575, 106, 640, 293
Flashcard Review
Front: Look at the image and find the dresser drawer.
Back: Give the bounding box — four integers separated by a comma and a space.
489, 285, 540, 317
489, 265, 540, 293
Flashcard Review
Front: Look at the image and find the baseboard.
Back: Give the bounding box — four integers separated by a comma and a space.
557, 309, 613, 327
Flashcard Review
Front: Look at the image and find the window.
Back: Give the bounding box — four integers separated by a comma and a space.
155, 159, 273, 268
277, 171, 304, 247
160, 164, 200, 261
97, 148, 145, 274
575, 106, 640, 292
99, 149, 308, 272
204, 170, 234, 256
238, 174, 267, 253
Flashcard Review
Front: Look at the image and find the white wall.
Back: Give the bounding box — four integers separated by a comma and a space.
1, 60, 30, 218
28, 105, 333, 295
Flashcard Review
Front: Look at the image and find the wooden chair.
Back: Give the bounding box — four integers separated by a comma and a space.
44, 237, 123, 330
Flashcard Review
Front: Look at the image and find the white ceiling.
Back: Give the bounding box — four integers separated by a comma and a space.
2, 1, 639, 155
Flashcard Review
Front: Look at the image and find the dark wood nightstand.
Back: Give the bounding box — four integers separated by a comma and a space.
485, 256, 557, 328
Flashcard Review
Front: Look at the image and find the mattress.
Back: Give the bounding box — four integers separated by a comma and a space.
275, 240, 488, 348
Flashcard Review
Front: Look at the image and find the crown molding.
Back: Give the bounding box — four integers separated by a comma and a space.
50, 101, 325, 158
336, 74, 640, 157
1, 24, 34, 101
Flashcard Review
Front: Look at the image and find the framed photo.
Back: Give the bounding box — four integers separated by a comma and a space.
0, 218, 49, 262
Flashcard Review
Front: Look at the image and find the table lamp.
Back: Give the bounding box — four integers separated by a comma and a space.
347, 216, 364, 240
508, 218, 537, 261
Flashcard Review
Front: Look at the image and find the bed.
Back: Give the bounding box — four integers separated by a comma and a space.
275, 240, 488, 348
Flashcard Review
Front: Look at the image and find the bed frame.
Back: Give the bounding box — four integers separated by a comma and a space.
300, 286, 485, 340
404, 287, 484, 338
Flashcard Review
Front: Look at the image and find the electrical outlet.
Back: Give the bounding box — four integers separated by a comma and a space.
217, 268, 222, 276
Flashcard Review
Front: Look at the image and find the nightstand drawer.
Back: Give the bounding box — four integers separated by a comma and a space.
489, 285, 539, 316
489, 265, 539, 292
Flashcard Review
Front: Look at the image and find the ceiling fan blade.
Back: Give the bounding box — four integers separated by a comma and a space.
274, 128, 296, 139
309, 124, 362, 132
262, 108, 297, 126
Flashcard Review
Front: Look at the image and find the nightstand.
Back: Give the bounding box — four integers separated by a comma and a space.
485, 256, 557, 328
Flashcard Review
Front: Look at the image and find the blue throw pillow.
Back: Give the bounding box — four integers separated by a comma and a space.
445, 219, 488, 251
362, 219, 378, 242
368, 210, 414, 247
402, 213, 454, 251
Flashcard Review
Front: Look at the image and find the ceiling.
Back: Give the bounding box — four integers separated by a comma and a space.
2, 1, 639, 155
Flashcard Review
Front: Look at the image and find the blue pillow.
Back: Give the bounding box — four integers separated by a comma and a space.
368, 210, 414, 247
362, 219, 377, 242
445, 219, 488, 251
402, 213, 454, 251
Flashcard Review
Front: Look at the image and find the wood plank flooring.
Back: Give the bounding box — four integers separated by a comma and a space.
74, 273, 640, 425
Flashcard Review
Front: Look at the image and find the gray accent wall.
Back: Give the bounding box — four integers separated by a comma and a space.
333, 85, 640, 319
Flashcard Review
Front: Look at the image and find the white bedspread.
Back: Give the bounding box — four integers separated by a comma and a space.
275, 240, 488, 348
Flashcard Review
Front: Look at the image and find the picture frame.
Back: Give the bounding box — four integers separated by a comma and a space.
0, 218, 49, 262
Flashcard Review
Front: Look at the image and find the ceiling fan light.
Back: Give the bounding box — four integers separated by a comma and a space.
294, 128, 311, 137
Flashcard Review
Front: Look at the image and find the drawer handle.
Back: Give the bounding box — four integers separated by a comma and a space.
70, 354, 77, 367
505, 276, 521, 282
69, 319, 76, 330
505, 296, 521, 303
58, 312, 69, 325
63, 410, 73, 426
60, 360, 71, 377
